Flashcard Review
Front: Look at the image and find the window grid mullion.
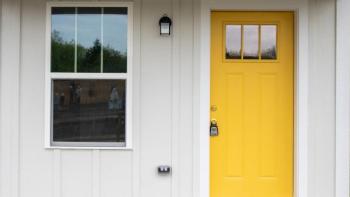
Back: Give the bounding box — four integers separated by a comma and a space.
101, 7, 104, 73
50, 73, 128, 80
74, 7, 78, 73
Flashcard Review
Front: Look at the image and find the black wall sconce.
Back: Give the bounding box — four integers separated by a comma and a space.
159, 15, 172, 36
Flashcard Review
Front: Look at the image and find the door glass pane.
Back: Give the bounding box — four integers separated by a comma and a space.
261, 25, 277, 59
51, 7, 75, 72
52, 79, 126, 143
243, 25, 259, 59
103, 8, 128, 73
226, 25, 241, 59
77, 8, 102, 73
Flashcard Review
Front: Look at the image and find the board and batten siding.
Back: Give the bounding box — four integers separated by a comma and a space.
0, 0, 195, 197
0, 0, 21, 197
0, 0, 342, 197
308, 0, 336, 196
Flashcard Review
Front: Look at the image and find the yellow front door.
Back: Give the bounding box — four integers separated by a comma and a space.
210, 12, 294, 197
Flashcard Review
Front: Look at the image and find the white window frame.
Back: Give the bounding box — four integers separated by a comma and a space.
45, 2, 133, 149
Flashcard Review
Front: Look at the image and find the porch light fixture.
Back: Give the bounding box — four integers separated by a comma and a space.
159, 15, 172, 36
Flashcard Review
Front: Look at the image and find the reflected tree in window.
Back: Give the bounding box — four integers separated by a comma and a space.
50, 6, 129, 147
51, 7, 128, 73
103, 45, 127, 73
261, 46, 277, 59
77, 39, 102, 72
261, 25, 277, 59
51, 30, 75, 72
51, 32, 127, 73
226, 25, 241, 59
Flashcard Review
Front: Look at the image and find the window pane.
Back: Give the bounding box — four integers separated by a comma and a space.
77, 8, 102, 73
103, 8, 128, 73
226, 25, 241, 59
52, 79, 126, 144
243, 25, 259, 59
261, 25, 277, 59
51, 7, 75, 72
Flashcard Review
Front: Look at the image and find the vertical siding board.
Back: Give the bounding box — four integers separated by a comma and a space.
100, 151, 132, 197
61, 150, 92, 197
336, 0, 350, 196
171, 0, 181, 196
20, 0, 55, 196
139, 0, 172, 196
132, 0, 142, 196
0, 0, 21, 196
53, 150, 62, 197
192, 1, 202, 197
178, 0, 194, 196
308, 0, 336, 196
92, 150, 100, 197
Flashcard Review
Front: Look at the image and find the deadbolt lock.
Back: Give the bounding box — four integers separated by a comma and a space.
210, 119, 219, 137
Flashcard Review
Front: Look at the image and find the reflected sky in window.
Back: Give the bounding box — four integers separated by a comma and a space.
52, 8, 75, 43
51, 7, 128, 73
261, 25, 277, 59
243, 25, 259, 59
51, 7, 127, 54
103, 8, 128, 55
77, 8, 102, 72
51, 8, 76, 72
226, 25, 241, 59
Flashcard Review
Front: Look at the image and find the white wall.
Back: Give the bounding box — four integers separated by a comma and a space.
0, 0, 21, 197
0, 0, 342, 197
0, 0, 196, 197
336, 0, 350, 196
308, 0, 336, 196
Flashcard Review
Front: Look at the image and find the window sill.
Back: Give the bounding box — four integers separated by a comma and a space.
45, 146, 133, 150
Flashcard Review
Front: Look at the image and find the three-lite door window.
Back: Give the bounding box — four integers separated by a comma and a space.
226, 24, 277, 60
47, 4, 132, 148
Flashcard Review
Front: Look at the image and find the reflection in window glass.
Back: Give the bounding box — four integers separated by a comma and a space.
261, 25, 277, 59
103, 8, 128, 73
77, 8, 102, 73
226, 25, 241, 59
243, 25, 259, 59
51, 7, 75, 72
52, 80, 126, 143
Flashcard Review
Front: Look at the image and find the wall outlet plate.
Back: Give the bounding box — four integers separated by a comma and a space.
158, 165, 171, 174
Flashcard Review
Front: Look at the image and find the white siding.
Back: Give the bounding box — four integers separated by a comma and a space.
0, 0, 196, 197
336, 0, 350, 196
0, 0, 21, 197
139, 1, 172, 197
308, 0, 336, 196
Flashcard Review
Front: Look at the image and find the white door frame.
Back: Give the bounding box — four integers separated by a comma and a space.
195, 1, 310, 197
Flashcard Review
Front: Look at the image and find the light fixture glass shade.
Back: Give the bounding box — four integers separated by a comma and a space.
160, 23, 170, 35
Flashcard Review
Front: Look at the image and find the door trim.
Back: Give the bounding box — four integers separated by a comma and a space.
195, 2, 309, 197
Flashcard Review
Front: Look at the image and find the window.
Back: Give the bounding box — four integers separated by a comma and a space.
243, 25, 259, 59
260, 25, 277, 59
226, 25, 241, 59
46, 3, 132, 148
225, 24, 277, 60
